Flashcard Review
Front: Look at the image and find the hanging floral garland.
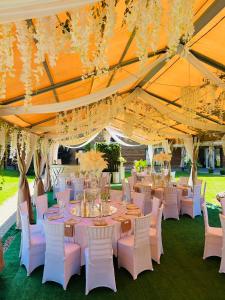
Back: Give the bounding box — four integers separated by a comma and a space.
0, 23, 15, 99
0, 123, 8, 162
168, 0, 195, 56
16, 21, 33, 106
56, 94, 126, 141
123, 0, 162, 64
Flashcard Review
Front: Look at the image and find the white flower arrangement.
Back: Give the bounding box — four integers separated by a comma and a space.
77, 150, 108, 175
153, 153, 172, 162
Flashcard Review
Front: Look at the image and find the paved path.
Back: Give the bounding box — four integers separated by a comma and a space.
0, 183, 34, 238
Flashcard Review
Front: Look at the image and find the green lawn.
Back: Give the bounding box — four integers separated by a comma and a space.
0, 169, 34, 205
175, 171, 225, 206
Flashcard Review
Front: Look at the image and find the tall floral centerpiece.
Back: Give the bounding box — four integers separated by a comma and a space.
76, 150, 108, 215
152, 153, 172, 186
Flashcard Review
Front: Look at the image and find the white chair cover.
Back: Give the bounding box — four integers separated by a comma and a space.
20, 213, 45, 276
110, 189, 123, 201
221, 198, 225, 215
202, 203, 222, 259
178, 177, 189, 185
163, 187, 179, 220
118, 214, 153, 280
219, 214, 225, 273
42, 222, 80, 290
72, 177, 84, 198
85, 225, 116, 295
128, 176, 134, 192
56, 189, 71, 207
181, 185, 201, 218
200, 181, 206, 208
122, 180, 132, 203
150, 197, 161, 228
36, 194, 48, 231
150, 205, 164, 263
133, 192, 145, 214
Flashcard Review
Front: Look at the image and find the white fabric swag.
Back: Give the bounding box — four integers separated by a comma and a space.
0, 55, 167, 116
106, 127, 141, 147
138, 88, 225, 132
183, 137, 194, 187
178, 45, 225, 90
0, 0, 100, 24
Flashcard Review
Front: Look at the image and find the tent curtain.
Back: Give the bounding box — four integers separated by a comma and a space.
0, 0, 100, 24
44, 155, 51, 192
16, 135, 37, 228
33, 149, 45, 199
191, 138, 199, 186
147, 145, 154, 166
184, 137, 199, 187
183, 137, 194, 187
162, 140, 171, 154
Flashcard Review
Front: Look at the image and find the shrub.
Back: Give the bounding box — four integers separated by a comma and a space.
220, 168, 225, 175
95, 142, 121, 172
208, 168, 214, 174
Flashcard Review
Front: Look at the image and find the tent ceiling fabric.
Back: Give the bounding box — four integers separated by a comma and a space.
0, 0, 225, 145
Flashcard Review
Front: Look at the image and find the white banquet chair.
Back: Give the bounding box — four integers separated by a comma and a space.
181, 185, 201, 218
150, 205, 164, 264
200, 182, 206, 208
178, 176, 189, 186
133, 192, 145, 214
163, 187, 179, 220
202, 203, 222, 259
110, 189, 123, 201
128, 176, 135, 192
56, 189, 71, 207
122, 180, 132, 203
220, 198, 225, 215
20, 213, 45, 276
72, 177, 84, 199
219, 214, 225, 273
118, 214, 153, 280
85, 225, 116, 295
150, 197, 161, 228
19, 202, 43, 257
42, 222, 81, 290
36, 194, 48, 231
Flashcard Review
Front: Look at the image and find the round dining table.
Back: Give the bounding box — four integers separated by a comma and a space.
45, 200, 139, 265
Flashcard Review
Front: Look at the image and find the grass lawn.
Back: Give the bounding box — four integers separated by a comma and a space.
0, 169, 34, 206
111, 170, 225, 206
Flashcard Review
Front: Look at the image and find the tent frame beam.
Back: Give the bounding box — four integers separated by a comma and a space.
1, 48, 166, 106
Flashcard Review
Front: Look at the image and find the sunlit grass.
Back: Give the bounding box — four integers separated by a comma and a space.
0, 169, 34, 205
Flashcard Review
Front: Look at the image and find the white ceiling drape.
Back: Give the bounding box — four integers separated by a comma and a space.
0, 0, 100, 24
106, 127, 141, 147
138, 88, 225, 132
0, 55, 167, 116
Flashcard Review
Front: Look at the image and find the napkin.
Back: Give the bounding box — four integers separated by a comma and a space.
93, 219, 108, 226
126, 204, 138, 210
112, 216, 131, 233
48, 215, 63, 221
125, 210, 141, 217
70, 200, 80, 204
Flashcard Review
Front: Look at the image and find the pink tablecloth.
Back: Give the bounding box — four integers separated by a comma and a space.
46, 200, 136, 265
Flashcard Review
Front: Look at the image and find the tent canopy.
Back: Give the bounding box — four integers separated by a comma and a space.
0, 0, 225, 145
